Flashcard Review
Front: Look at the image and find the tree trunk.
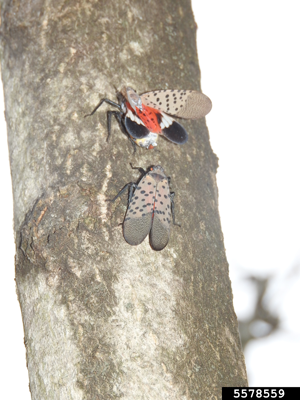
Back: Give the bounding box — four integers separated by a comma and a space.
0, 0, 248, 398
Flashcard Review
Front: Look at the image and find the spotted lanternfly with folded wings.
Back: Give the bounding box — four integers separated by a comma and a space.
109, 165, 180, 251
85, 86, 212, 149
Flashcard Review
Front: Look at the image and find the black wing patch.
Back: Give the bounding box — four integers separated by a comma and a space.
124, 116, 150, 139
162, 120, 188, 144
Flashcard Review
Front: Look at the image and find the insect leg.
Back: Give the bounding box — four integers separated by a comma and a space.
107, 112, 137, 153
107, 111, 123, 142
129, 163, 147, 176
107, 182, 137, 204
127, 182, 137, 203
170, 192, 181, 227
127, 137, 137, 153
84, 98, 121, 117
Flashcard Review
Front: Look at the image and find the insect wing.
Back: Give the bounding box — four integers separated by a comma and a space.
135, 105, 162, 134
160, 112, 188, 144
124, 105, 152, 140
140, 90, 212, 119
123, 173, 156, 246
149, 175, 171, 251
124, 116, 151, 139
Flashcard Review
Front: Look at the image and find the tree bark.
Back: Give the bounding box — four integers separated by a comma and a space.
0, 0, 248, 398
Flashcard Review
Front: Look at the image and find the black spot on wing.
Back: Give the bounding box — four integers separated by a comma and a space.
155, 112, 162, 124
162, 120, 188, 144
124, 116, 150, 139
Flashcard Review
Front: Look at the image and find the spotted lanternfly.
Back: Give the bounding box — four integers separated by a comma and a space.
109, 165, 180, 251
85, 86, 212, 149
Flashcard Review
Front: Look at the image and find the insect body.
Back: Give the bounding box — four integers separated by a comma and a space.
85, 87, 212, 149
109, 165, 180, 251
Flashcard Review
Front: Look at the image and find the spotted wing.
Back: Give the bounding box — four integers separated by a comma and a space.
149, 177, 171, 251
160, 112, 188, 144
140, 90, 212, 119
123, 173, 156, 246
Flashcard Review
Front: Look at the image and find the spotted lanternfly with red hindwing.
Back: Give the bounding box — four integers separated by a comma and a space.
109, 165, 180, 251
85, 86, 212, 150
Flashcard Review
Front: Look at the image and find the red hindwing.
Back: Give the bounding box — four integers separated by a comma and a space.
126, 101, 162, 134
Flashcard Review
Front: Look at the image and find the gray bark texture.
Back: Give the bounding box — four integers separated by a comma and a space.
0, 0, 248, 399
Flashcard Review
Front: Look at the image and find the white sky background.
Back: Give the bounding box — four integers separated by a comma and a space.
192, 0, 300, 387
0, 1, 299, 397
